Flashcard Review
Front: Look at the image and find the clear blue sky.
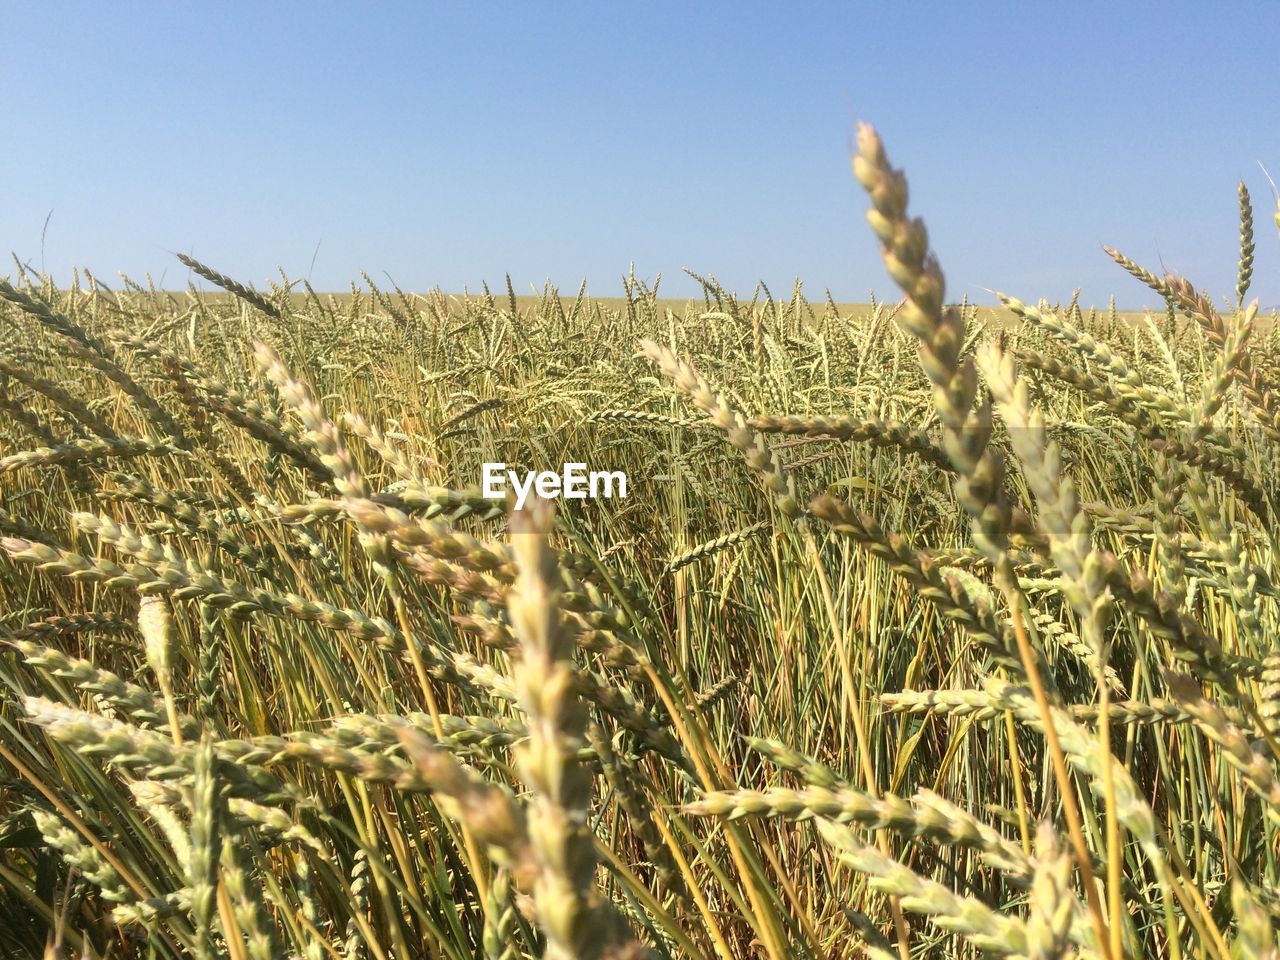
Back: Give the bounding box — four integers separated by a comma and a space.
5, 2, 1279, 308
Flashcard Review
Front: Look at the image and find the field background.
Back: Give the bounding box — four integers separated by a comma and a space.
1, 189, 1279, 959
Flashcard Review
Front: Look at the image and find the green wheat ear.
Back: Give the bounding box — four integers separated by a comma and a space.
1237, 181, 1255, 304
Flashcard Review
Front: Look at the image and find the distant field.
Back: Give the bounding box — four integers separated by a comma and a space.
132, 287, 1167, 328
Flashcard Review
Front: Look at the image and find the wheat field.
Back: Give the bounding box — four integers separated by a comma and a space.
1, 124, 1279, 959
